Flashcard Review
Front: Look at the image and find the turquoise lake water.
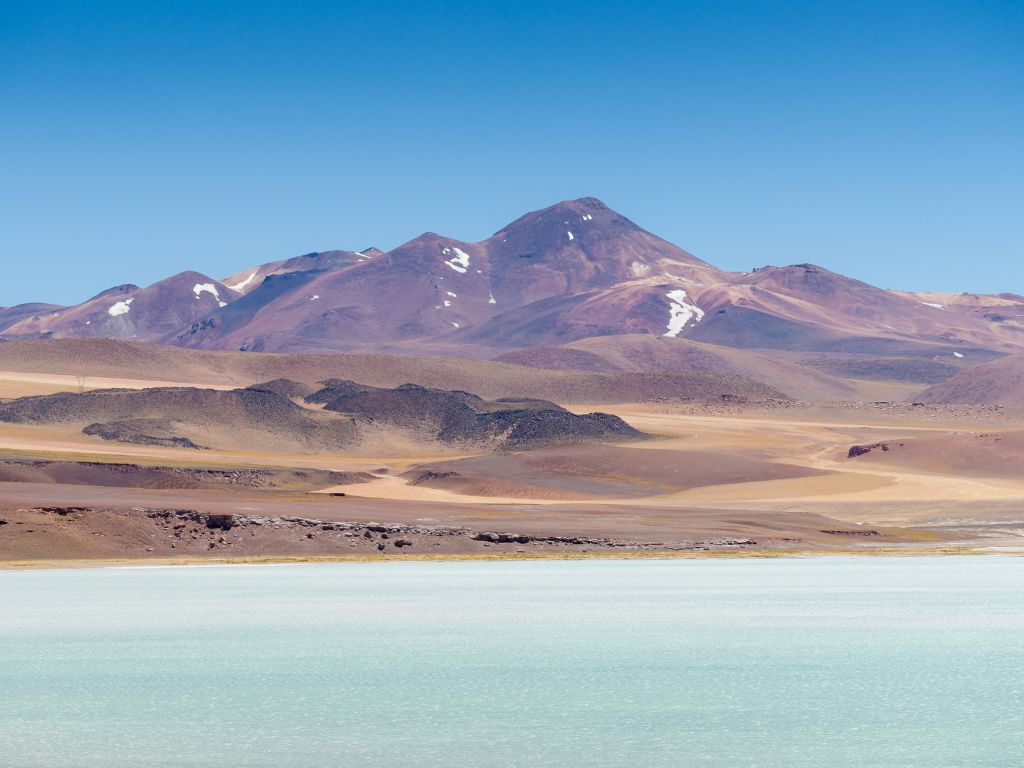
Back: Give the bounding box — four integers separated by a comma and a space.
1, 557, 1022, 767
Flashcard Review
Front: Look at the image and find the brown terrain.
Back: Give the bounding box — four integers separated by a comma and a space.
1, 340, 1022, 566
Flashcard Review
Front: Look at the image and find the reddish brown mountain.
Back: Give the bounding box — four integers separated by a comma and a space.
3, 272, 236, 343
915, 354, 1024, 407
0, 303, 65, 332
2, 198, 1021, 384
172, 197, 718, 353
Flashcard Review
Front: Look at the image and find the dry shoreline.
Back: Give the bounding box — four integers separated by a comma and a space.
3, 545, 1021, 571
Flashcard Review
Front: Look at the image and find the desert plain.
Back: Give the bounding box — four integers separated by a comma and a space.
1, 340, 1021, 567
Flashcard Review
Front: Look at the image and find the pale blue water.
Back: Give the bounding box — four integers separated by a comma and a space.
1, 558, 1022, 767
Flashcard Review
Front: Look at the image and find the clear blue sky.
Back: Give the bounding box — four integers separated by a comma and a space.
2, 0, 1022, 306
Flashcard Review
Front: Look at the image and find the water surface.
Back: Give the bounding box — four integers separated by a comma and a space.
1, 557, 1022, 767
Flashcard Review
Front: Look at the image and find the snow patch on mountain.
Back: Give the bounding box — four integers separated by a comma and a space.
664, 289, 704, 337
228, 272, 258, 292
442, 246, 470, 274
193, 283, 227, 307
108, 298, 134, 317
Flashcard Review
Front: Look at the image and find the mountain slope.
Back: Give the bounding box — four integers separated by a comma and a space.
495, 335, 856, 401
3, 272, 237, 343
915, 354, 1024, 408
172, 197, 722, 353
220, 249, 378, 295
0, 304, 66, 333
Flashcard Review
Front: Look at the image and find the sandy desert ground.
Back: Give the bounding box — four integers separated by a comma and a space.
1, 366, 1022, 565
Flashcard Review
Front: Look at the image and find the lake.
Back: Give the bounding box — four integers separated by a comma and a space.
1, 557, 1022, 767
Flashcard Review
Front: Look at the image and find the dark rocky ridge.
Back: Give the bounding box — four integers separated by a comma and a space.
0, 386, 360, 451
82, 420, 208, 450
0, 379, 645, 453
306, 380, 644, 450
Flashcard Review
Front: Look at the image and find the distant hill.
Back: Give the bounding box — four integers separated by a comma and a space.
915, 354, 1024, 408
0, 338, 788, 404
0, 379, 643, 454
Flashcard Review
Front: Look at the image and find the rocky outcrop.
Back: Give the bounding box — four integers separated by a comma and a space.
83, 420, 207, 450
847, 442, 904, 458
0, 386, 361, 451
307, 380, 644, 450
0, 379, 643, 454
409, 470, 459, 485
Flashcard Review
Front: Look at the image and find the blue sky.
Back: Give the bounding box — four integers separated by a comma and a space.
1, 0, 1021, 306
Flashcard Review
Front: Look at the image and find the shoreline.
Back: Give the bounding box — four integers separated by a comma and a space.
3, 545, 1020, 570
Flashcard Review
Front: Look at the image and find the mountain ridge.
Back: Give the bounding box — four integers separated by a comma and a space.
2, 198, 1021, 371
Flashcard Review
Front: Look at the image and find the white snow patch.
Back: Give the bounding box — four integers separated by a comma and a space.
630, 261, 652, 277
446, 291, 457, 297
444, 246, 471, 274
85, 320, 91, 325
108, 298, 134, 316
953, 352, 965, 358
193, 283, 222, 302
488, 292, 496, 305
311, 295, 320, 301
227, 271, 258, 292
451, 322, 460, 329
920, 301, 945, 310
567, 231, 574, 240
664, 289, 704, 337
582, 214, 593, 221
217, 301, 227, 308
443, 300, 452, 307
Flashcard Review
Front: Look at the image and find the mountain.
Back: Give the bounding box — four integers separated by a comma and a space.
2, 271, 236, 343
915, 354, 1024, 407
0, 303, 66, 333
1, 198, 1021, 385
220, 249, 378, 296
172, 197, 718, 353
